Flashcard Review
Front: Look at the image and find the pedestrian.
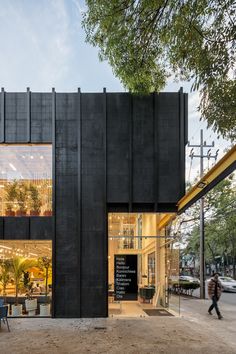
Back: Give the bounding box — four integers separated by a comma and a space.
208, 272, 223, 319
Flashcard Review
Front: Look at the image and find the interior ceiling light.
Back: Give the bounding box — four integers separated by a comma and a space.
29, 252, 38, 256
9, 163, 17, 171
0, 245, 12, 250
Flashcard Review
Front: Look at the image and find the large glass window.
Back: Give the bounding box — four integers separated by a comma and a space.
0, 145, 52, 216
0, 240, 52, 317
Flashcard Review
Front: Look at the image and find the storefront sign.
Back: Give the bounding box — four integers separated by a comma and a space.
114, 254, 137, 301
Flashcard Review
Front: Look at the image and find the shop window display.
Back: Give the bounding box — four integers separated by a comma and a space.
0, 145, 52, 217
0, 240, 52, 316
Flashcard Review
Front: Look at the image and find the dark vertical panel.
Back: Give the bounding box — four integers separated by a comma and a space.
132, 95, 154, 202
26, 88, 31, 142
0, 218, 3, 239
77, 88, 82, 315
107, 93, 130, 203
0, 88, 5, 143
5, 93, 27, 142
52, 88, 56, 318
81, 93, 106, 317
156, 93, 180, 203
103, 88, 108, 317
153, 93, 158, 211
179, 88, 186, 198
129, 94, 133, 210
54, 92, 80, 317
31, 93, 52, 143
184, 93, 188, 145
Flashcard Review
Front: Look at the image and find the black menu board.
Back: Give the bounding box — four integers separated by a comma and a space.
114, 255, 138, 301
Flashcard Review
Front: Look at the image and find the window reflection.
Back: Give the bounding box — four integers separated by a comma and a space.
0, 145, 52, 216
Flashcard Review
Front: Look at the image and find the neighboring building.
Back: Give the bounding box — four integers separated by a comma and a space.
0, 88, 187, 317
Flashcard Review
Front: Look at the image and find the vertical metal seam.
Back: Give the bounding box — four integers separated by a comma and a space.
52, 88, 56, 317
1, 88, 5, 143
26, 88, 31, 143
77, 88, 82, 317
153, 92, 158, 211
179, 87, 185, 197
3, 217, 5, 240
129, 94, 133, 211
103, 88, 108, 317
28, 217, 30, 240
154, 93, 160, 211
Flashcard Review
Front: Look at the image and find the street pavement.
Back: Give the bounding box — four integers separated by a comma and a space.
179, 294, 236, 350
193, 287, 236, 306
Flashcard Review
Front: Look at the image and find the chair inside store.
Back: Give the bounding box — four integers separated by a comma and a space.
0, 305, 10, 332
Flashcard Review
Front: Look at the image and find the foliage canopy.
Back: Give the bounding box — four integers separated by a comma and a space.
183, 176, 236, 278
83, 0, 236, 140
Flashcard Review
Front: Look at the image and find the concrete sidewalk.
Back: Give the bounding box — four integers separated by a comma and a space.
0, 299, 236, 354
180, 296, 236, 348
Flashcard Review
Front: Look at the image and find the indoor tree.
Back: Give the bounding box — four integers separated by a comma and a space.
0, 260, 12, 304
10, 257, 37, 306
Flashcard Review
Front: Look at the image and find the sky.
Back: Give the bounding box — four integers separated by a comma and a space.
0, 0, 232, 183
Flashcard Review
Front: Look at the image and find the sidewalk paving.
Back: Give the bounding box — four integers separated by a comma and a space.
0, 299, 236, 354
179, 296, 236, 349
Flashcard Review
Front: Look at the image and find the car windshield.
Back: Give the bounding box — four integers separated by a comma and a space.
220, 277, 235, 282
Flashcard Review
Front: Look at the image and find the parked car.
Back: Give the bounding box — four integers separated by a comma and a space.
179, 276, 200, 284
218, 277, 236, 292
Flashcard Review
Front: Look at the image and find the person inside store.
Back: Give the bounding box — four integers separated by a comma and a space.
208, 272, 223, 320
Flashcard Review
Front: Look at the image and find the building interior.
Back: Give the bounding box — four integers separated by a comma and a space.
0, 145, 52, 216
108, 213, 180, 317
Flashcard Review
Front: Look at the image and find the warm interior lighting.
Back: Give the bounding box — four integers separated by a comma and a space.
0, 145, 52, 217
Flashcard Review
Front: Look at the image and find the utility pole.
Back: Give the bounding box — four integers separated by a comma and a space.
188, 129, 219, 299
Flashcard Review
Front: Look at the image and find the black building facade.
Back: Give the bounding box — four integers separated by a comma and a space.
0, 88, 188, 317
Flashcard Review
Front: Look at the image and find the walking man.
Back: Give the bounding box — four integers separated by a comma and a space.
208, 272, 223, 319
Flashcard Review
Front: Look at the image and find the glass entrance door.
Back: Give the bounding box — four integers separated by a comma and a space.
108, 213, 173, 317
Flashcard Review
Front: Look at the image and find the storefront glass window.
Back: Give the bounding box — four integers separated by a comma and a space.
0, 240, 52, 316
0, 145, 52, 216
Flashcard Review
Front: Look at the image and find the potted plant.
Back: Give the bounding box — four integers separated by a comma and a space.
43, 181, 52, 216
43, 210, 52, 216
38, 257, 52, 316
15, 182, 28, 216
29, 184, 42, 216
10, 257, 36, 316
23, 271, 37, 316
4, 181, 18, 216
0, 260, 12, 310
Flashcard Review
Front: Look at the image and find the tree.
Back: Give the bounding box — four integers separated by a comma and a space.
83, 0, 236, 140
183, 175, 236, 278
0, 260, 12, 304
10, 257, 36, 305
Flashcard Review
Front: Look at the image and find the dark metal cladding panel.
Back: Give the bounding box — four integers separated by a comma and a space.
81, 93, 107, 317
5, 93, 27, 142
156, 93, 181, 203
132, 95, 154, 202
54, 93, 81, 317
4, 217, 29, 239
31, 93, 52, 143
107, 93, 130, 203
30, 217, 53, 240
0, 217, 3, 239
